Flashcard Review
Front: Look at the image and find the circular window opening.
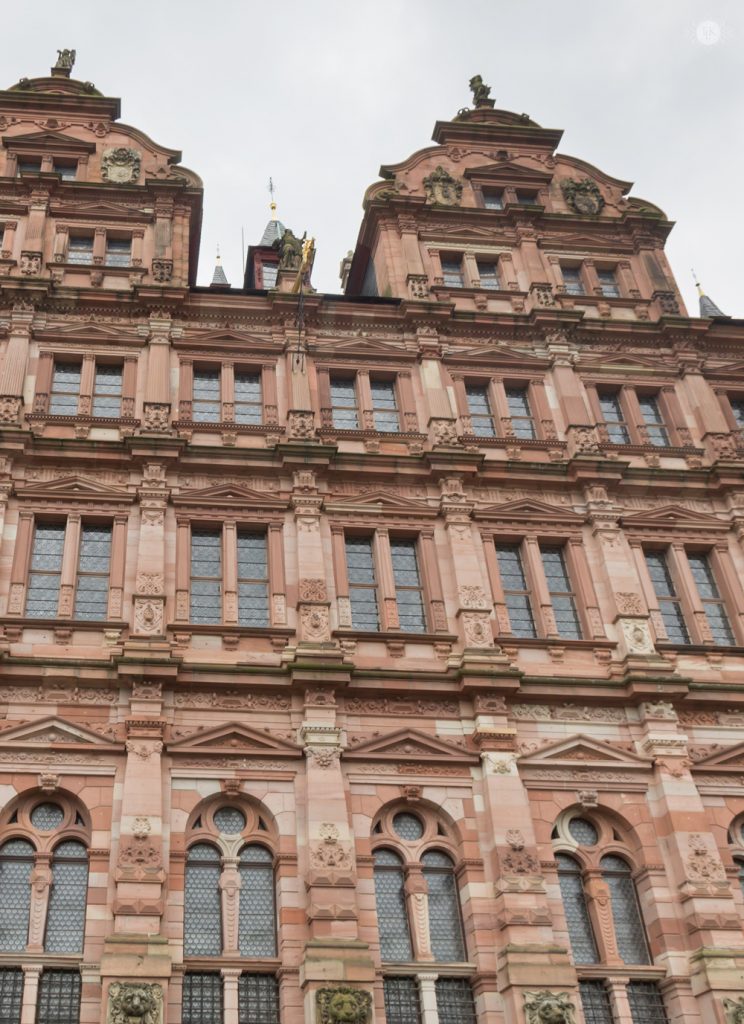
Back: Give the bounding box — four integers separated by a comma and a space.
213, 807, 247, 834
568, 817, 599, 846
30, 803, 65, 831
392, 812, 424, 841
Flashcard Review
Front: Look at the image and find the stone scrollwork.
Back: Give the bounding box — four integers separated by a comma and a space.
300, 605, 331, 642
524, 990, 576, 1024
107, 983, 163, 1024
723, 997, 744, 1024
101, 147, 141, 184
686, 833, 726, 882
620, 618, 654, 655
462, 611, 493, 648
316, 987, 372, 1024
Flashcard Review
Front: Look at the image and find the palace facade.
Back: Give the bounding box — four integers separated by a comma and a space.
0, 52, 743, 1024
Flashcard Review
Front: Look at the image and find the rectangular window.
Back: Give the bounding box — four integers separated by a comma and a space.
465, 383, 496, 437
383, 978, 421, 1024
476, 260, 500, 290
17, 159, 42, 175
192, 369, 221, 422
92, 364, 122, 418
0, 969, 23, 1024
516, 191, 538, 205
73, 524, 112, 620
687, 553, 734, 645
597, 268, 620, 298
49, 362, 81, 415
435, 980, 476, 1024
345, 537, 380, 631
505, 386, 535, 439
67, 235, 93, 265
541, 546, 582, 639
627, 982, 669, 1024
261, 263, 278, 288
36, 971, 81, 1024
441, 257, 464, 288
561, 266, 584, 296
53, 160, 77, 181
645, 551, 689, 644
330, 377, 360, 430
26, 523, 66, 618
237, 532, 269, 627
729, 398, 744, 430
599, 392, 630, 444
105, 237, 131, 267
482, 188, 503, 209
182, 974, 223, 1024
638, 395, 669, 447
190, 529, 222, 624
370, 380, 400, 433
234, 371, 262, 425
496, 544, 537, 638
391, 539, 426, 632
578, 982, 613, 1024
238, 975, 279, 1024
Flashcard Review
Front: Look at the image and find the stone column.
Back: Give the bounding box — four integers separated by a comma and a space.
417, 973, 441, 1024
132, 463, 169, 637
419, 331, 458, 447
0, 302, 34, 424
221, 969, 241, 1024
440, 482, 494, 650
546, 336, 599, 455
142, 315, 173, 431
20, 965, 42, 1024
291, 471, 331, 645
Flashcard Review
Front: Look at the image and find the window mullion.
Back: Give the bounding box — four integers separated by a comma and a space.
78, 355, 95, 416
221, 969, 240, 1024
374, 529, 399, 630
58, 515, 81, 618
668, 544, 706, 643
20, 965, 42, 1024
522, 536, 555, 639
417, 973, 441, 1024
223, 522, 238, 625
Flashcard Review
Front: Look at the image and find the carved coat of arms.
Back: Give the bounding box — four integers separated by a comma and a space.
560, 177, 605, 216
101, 147, 141, 184
423, 165, 463, 206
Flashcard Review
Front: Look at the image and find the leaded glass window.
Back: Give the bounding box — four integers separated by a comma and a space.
496, 544, 537, 638
730, 398, 744, 430
561, 266, 584, 295
600, 854, 650, 964
238, 845, 276, 957
330, 377, 359, 430
465, 384, 495, 436
516, 191, 538, 205
235, 372, 262, 425
17, 159, 42, 175
261, 263, 278, 289
105, 238, 131, 267
36, 971, 80, 1024
556, 853, 598, 964
67, 236, 93, 266
45, 841, 88, 953
638, 396, 669, 447
26, 523, 65, 618
74, 525, 112, 621
92, 365, 122, 418
599, 393, 630, 444
505, 386, 535, 439
579, 981, 613, 1024
392, 813, 423, 841
238, 975, 279, 1024
688, 554, 734, 645
476, 261, 500, 290
374, 849, 412, 961
192, 369, 221, 422
645, 552, 689, 644
737, 859, 744, 901
370, 380, 400, 433
541, 546, 582, 639
383, 978, 420, 1024
435, 979, 476, 1024
0, 969, 22, 1024
191, 530, 222, 625
482, 189, 503, 210
49, 363, 81, 415
182, 973, 223, 1024
390, 540, 426, 633
30, 803, 64, 831
627, 982, 669, 1024
422, 850, 466, 962
0, 840, 33, 951
53, 161, 77, 181
237, 533, 269, 627
597, 269, 620, 298
568, 818, 598, 846
346, 537, 379, 631
184, 843, 222, 956
441, 258, 464, 288
213, 807, 246, 834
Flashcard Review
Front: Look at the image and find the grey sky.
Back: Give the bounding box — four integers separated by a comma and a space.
7, 1, 743, 316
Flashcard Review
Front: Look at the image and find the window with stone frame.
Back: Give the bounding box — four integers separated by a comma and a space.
727, 817, 744, 904
371, 805, 474, 1024
553, 812, 667, 1024
188, 526, 271, 628
24, 519, 113, 622
642, 547, 737, 647
45, 357, 127, 419
180, 362, 268, 427
596, 390, 630, 444
560, 264, 585, 295
36, 971, 81, 1024
440, 255, 465, 288
319, 368, 417, 435
586, 381, 687, 449
0, 794, 90, 969
597, 267, 621, 298
0, 968, 23, 1024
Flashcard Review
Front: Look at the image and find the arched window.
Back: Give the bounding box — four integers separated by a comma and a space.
184, 843, 222, 956
0, 839, 33, 951
737, 859, 744, 901
238, 844, 276, 957
421, 850, 466, 962
45, 840, 89, 953
555, 853, 598, 964
600, 854, 650, 965
374, 848, 412, 961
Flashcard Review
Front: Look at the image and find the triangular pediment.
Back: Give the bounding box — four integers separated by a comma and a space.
691, 740, 744, 770
168, 722, 300, 757
475, 498, 583, 524
326, 489, 435, 517
173, 482, 285, 510
37, 322, 140, 342
464, 161, 553, 184
580, 353, 671, 372
620, 504, 728, 533
448, 345, 548, 368
519, 733, 650, 767
190, 330, 274, 349
0, 715, 116, 747
17, 475, 132, 503
49, 200, 147, 220
345, 728, 477, 763
4, 129, 96, 153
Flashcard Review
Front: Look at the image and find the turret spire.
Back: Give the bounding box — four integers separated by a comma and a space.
210, 245, 229, 287
692, 269, 728, 318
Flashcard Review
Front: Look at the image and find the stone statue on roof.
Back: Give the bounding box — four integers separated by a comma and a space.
469, 75, 494, 108
274, 228, 304, 271
55, 49, 76, 71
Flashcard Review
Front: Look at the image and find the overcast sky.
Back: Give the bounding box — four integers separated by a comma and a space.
7, 0, 743, 316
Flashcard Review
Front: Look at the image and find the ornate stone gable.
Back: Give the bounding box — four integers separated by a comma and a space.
172, 482, 286, 512
345, 727, 478, 765
0, 714, 119, 748
474, 497, 584, 528
15, 474, 133, 506
619, 503, 729, 535
167, 722, 302, 759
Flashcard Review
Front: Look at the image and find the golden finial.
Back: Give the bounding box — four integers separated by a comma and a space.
268, 177, 277, 220
692, 268, 704, 297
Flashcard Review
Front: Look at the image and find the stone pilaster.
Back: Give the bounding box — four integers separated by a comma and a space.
132, 463, 169, 637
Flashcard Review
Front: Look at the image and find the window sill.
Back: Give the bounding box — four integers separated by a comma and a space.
575, 965, 666, 981
173, 420, 273, 433
378, 960, 476, 974
496, 636, 615, 650
0, 615, 126, 631
656, 642, 744, 656
168, 623, 293, 637
27, 414, 139, 427
599, 441, 700, 456
182, 955, 282, 970
319, 428, 426, 441
460, 433, 565, 449
334, 628, 458, 644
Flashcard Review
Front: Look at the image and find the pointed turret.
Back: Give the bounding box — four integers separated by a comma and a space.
210, 248, 230, 288
244, 194, 284, 290
693, 271, 728, 318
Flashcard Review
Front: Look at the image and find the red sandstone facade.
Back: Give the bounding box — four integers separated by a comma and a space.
0, 53, 743, 1024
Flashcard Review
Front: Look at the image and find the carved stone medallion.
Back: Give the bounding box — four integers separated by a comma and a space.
107, 983, 162, 1024
101, 147, 141, 184
560, 178, 605, 216
316, 987, 372, 1024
